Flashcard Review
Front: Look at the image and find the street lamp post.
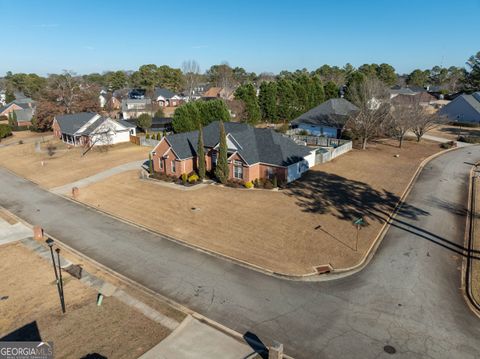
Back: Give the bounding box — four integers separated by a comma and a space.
46, 239, 66, 314
55, 248, 66, 313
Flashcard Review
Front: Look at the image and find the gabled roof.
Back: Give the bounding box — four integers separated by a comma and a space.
13, 108, 34, 123
117, 119, 136, 128
160, 121, 312, 167
0, 100, 34, 114
153, 88, 176, 99
203, 87, 222, 97
54, 112, 99, 135
55, 112, 132, 135
291, 98, 359, 128
440, 93, 480, 118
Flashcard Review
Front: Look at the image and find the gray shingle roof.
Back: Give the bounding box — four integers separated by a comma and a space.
163, 121, 311, 167
117, 119, 136, 128
291, 98, 359, 128
462, 93, 480, 113
13, 108, 34, 123
55, 112, 99, 135
153, 88, 176, 99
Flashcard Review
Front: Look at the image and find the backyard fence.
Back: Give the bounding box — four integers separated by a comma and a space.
286, 133, 350, 148
314, 140, 352, 164
129, 135, 140, 145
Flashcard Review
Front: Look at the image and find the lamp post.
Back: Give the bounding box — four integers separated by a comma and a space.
46, 239, 66, 314
55, 248, 66, 314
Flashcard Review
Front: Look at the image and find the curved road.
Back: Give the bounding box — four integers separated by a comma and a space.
1, 146, 480, 358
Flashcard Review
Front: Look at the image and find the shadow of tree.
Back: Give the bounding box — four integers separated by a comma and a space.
285, 170, 429, 224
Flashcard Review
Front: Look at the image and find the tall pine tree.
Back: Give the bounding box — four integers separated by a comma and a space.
214, 121, 229, 184
197, 125, 206, 179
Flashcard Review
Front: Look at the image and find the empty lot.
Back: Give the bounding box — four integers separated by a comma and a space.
0, 139, 149, 188
74, 139, 442, 274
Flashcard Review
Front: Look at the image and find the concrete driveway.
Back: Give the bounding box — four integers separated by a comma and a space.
0, 146, 480, 358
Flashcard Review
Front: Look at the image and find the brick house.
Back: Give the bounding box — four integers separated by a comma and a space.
151, 121, 316, 183
0, 98, 36, 126
153, 88, 182, 107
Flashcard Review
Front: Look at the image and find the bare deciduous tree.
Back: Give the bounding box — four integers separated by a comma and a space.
50, 70, 81, 113
182, 60, 201, 101
411, 107, 445, 142
388, 105, 417, 148
347, 77, 391, 149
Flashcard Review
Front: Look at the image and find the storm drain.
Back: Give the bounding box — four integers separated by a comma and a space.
384, 345, 396, 354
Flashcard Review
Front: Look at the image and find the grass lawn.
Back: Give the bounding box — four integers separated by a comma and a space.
74, 138, 443, 275
0, 242, 170, 358
428, 124, 480, 141
0, 131, 53, 146
0, 139, 150, 189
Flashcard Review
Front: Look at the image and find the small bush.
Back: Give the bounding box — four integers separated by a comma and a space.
458, 135, 480, 144
226, 179, 243, 188
440, 141, 456, 149
276, 123, 289, 134
156, 132, 161, 141
253, 178, 264, 188
18, 140, 24, 145
181, 173, 188, 185
298, 129, 309, 136
263, 179, 274, 189
272, 176, 277, 188
150, 172, 176, 182
47, 144, 57, 156
145, 133, 150, 139
188, 173, 199, 183
244, 181, 254, 189
0, 124, 12, 139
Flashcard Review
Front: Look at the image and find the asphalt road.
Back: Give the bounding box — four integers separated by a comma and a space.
1, 146, 480, 358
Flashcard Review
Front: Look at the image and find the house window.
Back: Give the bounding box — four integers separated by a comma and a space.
159, 158, 163, 170
171, 160, 176, 173
234, 161, 243, 179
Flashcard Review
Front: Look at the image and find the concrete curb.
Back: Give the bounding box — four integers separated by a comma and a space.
1, 206, 287, 357
461, 162, 480, 319
55, 145, 462, 282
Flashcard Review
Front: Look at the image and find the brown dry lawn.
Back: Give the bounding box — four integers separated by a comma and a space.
428, 124, 480, 141
0, 131, 53, 145
0, 242, 170, 358
75, 138, 443, 275
0, 139, 150, 188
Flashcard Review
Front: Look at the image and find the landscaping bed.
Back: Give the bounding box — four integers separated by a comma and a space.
74, 138, 443, 275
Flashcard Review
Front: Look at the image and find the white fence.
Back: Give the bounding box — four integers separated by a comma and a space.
314, 140, 352, 164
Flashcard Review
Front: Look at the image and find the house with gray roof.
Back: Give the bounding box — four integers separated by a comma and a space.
151, 121, 316, 184
52, 112, 136, 147
152, 87, 182, 107
439, 92, 480, 124
291, 98, 359, 138
0, 97, 36, 126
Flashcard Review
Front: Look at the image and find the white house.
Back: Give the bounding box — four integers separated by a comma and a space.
52, 112, 136, 147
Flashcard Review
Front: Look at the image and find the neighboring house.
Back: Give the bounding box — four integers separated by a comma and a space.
291, 98, 359, 138
391, 92, 437, 107
153, 88, 182, 107
52, 112, 136, 147
121, 98, 153, 120
124, 117, 174, 133
106, 96, 122, 110
0, 98, 36, 125
439, 92, 480, 124
202, 87, 234, 100
151, 121, 315, 183
13, 108, 35, 127
389, 86, 422, 99
99, 89, 108, 108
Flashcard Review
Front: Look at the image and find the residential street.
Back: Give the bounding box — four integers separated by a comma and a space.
1, 145, 480, 358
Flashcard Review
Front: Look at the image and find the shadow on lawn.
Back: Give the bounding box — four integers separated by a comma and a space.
285, 171, 429, 224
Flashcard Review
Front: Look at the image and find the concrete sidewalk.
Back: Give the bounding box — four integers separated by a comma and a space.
140, 315, 254, 359
406, 131, 472, 147
0, 218, 32, 246
50, 160, 145, 194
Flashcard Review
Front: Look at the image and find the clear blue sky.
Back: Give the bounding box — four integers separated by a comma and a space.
1, 0, 479, 76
